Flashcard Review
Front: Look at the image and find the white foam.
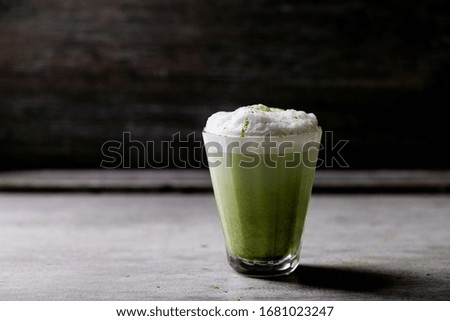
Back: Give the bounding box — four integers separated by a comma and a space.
204, 104, 319, 137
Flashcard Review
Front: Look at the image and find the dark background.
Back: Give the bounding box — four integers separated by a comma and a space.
1, 0, 449, 170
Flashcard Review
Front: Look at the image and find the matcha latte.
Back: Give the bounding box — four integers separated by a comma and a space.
203, 104, 321, 276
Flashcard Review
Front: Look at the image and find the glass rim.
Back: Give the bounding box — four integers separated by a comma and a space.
202, 126, 322, 139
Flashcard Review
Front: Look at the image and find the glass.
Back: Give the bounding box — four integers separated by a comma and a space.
203, 129, 322, 276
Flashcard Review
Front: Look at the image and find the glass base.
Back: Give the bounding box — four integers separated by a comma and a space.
227, 253, 299, 277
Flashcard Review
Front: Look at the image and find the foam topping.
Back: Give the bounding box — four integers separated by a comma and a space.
204, 104, 319, 137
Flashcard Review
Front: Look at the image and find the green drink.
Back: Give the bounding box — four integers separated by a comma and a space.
203, 105, 321, 276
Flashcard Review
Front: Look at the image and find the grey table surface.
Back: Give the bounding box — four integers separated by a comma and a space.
0, 193, 449, 300
1, 170, 449, 192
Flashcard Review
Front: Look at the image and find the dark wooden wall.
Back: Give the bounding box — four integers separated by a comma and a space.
1, 0, 449, 169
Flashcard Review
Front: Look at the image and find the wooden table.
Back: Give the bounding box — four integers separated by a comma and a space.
1, 192, 448, 300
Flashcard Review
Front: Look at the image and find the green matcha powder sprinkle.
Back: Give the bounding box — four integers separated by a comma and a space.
240, 117, 250, 138
254, 105, 271, 112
